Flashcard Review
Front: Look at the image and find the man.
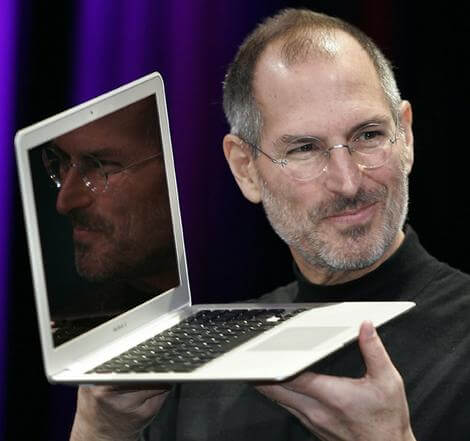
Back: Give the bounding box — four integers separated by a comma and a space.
44, 97, 179, 343
69, 9, 470, 441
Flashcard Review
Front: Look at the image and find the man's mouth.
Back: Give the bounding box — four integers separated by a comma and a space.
72, 226, 103, 243
71, 219, 107, 232
325, 202, 378, 225
313, 186, 386, 225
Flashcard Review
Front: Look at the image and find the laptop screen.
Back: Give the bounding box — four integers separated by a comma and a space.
27, 95, 180, 347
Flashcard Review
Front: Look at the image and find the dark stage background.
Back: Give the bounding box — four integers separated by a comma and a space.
1, 1, 469, 440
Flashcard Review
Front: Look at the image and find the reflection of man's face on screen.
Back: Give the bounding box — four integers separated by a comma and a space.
50, 98, 175, 289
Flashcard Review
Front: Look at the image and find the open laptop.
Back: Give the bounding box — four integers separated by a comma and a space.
15, 72, 414, 383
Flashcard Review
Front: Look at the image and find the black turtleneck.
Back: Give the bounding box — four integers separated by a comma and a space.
294, 225, 443, 302
148, 226, 470, 441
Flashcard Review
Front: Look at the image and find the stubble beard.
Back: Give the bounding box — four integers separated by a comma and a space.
75, 238, 147, 283
260, 164, 409, 273
71, 208, 169, 284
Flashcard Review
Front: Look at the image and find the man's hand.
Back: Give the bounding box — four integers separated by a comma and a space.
256, 321, 416, 441
70, 384, 171, 441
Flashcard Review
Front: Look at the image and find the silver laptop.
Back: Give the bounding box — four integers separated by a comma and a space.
15, 72, 414, 383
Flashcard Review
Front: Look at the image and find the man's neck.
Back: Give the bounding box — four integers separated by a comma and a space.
292, 230, 405, 286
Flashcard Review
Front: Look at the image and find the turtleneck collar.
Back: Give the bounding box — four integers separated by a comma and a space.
294, 225, 436, 303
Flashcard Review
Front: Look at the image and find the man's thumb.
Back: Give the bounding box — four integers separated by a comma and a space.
358, 320, 395, 379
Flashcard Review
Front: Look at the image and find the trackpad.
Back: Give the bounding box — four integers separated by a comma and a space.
249, 327, 351, 351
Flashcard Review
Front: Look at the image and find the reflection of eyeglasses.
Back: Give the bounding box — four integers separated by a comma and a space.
41, 146, 162, 193
245, 122, 398, 181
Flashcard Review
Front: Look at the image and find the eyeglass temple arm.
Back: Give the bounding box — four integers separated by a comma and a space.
245, 142, 287, 167
108, 151, 163, 176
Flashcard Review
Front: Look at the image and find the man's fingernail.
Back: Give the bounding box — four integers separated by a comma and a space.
364, 320, 376, 338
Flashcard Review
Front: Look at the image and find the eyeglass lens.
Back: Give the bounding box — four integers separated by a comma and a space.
280, 127, 395, 180
42, 147, 107, 192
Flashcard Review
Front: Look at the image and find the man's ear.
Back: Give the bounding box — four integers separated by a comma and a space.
223, 134, 262, 203
399, 100, 414, 175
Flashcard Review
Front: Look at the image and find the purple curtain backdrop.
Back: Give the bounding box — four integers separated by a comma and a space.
0, 0, 17, 436
70, 1, 290, 305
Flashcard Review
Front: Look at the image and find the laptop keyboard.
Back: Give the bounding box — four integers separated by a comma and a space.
89, 308, 307, 374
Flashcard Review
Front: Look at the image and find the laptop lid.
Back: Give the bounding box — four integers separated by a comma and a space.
15, 72, 192, 378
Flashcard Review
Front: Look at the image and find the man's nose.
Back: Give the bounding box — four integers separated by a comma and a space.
56, 166, 93, 215
323, 145, 362, 197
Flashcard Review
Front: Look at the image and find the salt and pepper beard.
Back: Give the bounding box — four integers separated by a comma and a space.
71, 204, 173, 284
259, 157, 409, 273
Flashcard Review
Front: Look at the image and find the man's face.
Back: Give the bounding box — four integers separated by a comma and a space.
251, 34, 413, 277
53, 101, 174, 284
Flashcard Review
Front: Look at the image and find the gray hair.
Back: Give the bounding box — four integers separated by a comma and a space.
222, 9, 402, 149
